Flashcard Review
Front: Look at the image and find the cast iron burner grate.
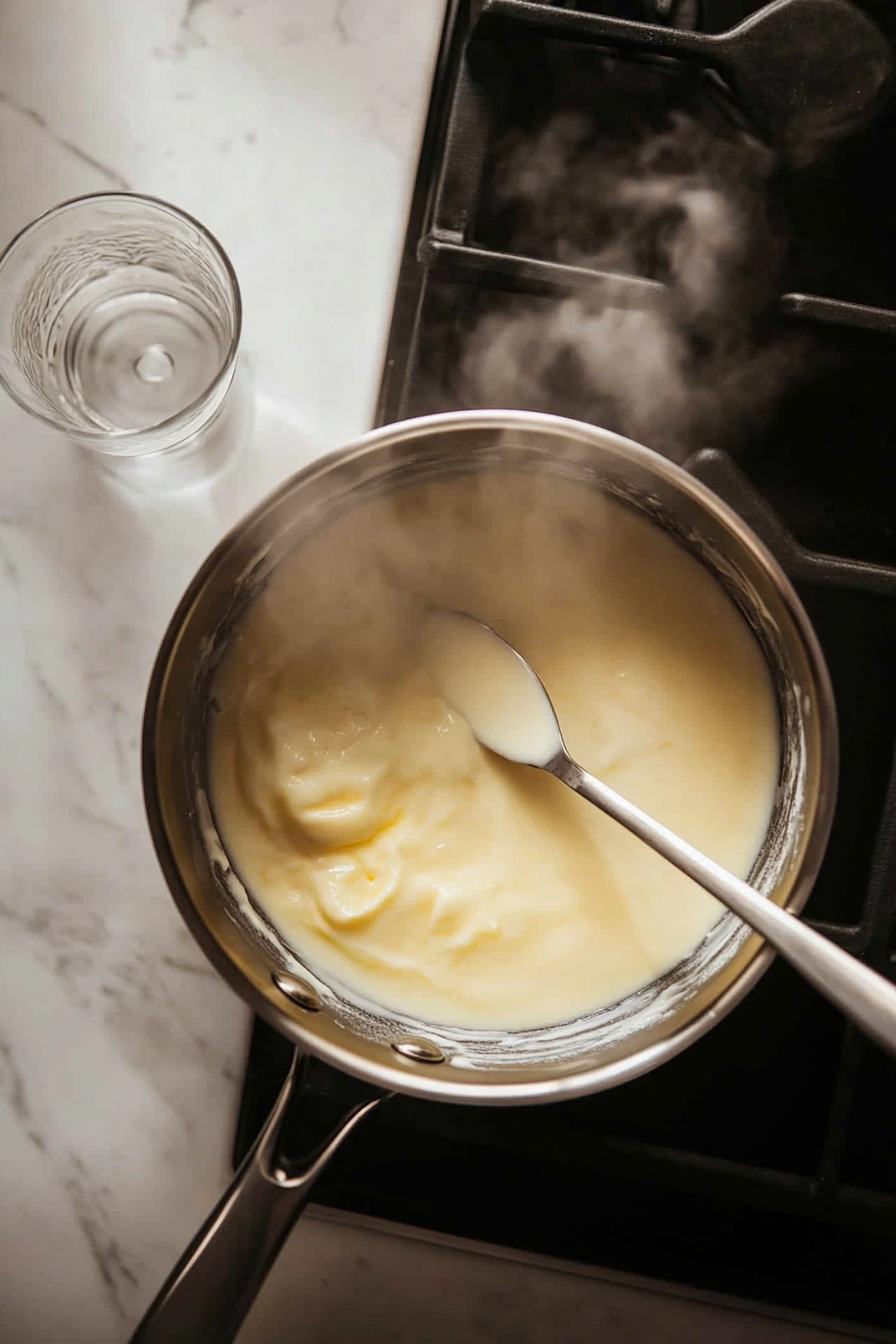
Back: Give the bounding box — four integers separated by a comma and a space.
236, 0, 896, 1332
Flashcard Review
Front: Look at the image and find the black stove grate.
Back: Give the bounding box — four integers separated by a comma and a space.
237, 0, 896, 1331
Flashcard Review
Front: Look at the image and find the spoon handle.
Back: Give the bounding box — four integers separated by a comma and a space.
553, 753, 896, 1057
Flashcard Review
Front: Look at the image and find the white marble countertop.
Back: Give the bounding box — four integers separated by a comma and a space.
0, 2, 445, 1338
0, 3, 880, 1341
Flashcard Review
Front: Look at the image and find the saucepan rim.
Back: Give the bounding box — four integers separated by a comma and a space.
142, 409, 839, 1104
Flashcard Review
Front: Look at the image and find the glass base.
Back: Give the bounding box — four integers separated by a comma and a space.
86, 357, 253, 493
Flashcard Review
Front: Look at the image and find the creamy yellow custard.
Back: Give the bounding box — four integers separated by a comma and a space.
210, 473, 780, 1030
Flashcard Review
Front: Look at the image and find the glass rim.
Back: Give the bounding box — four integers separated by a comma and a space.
0, 190, 243, 446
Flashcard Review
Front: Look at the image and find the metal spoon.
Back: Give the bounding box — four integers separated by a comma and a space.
424, 609, 896, 1057
482, 0, 894, 146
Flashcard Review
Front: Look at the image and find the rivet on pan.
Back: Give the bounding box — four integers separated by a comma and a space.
391, 1037, 446, 1065
272, 971, 322, 1013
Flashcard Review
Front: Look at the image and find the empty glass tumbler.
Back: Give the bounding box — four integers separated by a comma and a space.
0, 192, 244, 484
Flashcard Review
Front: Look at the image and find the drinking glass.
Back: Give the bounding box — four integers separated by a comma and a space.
0, 192, 244, 486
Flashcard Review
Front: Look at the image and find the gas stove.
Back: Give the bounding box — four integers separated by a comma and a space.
236, 0, 896, 1332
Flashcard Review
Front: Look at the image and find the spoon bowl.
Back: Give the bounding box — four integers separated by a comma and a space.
424, 609, 564, 766
485, 0, 893, 147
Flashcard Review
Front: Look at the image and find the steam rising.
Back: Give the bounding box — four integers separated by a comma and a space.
460, 110, 804, 459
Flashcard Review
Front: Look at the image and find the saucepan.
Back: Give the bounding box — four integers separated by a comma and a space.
134, 410, 837, 1343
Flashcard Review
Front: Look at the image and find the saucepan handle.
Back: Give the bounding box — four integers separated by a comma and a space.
129, 1049, 386, 1344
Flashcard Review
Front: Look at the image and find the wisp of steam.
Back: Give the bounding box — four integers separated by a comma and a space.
460, 107, 806, 460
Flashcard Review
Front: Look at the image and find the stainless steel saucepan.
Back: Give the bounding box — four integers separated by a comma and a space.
134, 410, 837, 1343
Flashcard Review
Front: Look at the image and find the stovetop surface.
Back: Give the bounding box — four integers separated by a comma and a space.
237, 0, 896, 1332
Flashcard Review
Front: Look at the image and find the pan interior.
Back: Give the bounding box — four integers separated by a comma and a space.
175, 438, 809, 1079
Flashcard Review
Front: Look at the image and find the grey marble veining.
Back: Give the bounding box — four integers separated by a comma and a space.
0, 2, 445, 1339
